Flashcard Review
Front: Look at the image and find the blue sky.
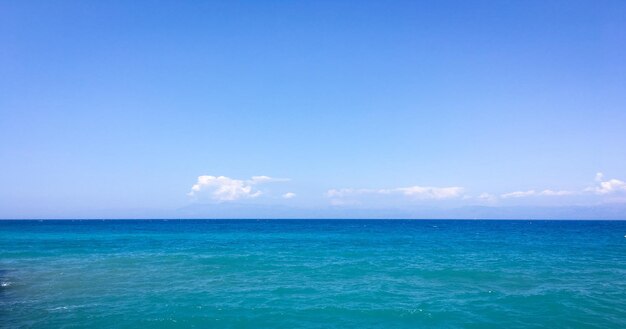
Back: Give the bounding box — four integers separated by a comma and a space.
1, 1, 625, 219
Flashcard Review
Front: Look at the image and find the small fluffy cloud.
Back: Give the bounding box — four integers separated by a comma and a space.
501, 189, 575, 199
588, 172, 626, 195
282, 192, 296, 199
539, 189, 575, 196
499, 173, 626, 200
188, 175, 287, 201
477, 193, 498, 203
326, 185, 465, 203
250, 176, 289, 184
395, 186, 464, 199
501, 190, 536, 198
326, 188, 378, 198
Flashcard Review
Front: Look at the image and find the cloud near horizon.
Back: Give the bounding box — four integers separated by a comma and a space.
499, 173, 626, 200
500, 189, 575, 199
586, 172, 626, 195
326, 173, 626, 206
188, 173, 625, 205
282, 192, 297, 199
326, 185, 465, 204
188, 175, 288, 201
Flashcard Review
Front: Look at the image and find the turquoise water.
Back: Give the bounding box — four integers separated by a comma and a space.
1, 220, 625, 328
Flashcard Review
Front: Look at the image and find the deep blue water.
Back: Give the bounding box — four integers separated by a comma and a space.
1, 219, 625, 328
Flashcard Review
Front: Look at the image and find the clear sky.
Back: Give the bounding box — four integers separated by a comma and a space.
1, 1, 625, 219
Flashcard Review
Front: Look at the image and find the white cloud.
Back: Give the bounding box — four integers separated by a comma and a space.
595, 172, 604, 181
477, 193, 498, 202
501, 190, 536, 198
501, 189, 576, 199
395, 186, 464, 199
326, 185, 465, 203
250, 176, 289, 184
188, 175, 287, 201
499, 173, 626, 200
588, 172, 626, 195
282, 192, 296, 199
326, 188, 377, 198
538, 189, 575, 196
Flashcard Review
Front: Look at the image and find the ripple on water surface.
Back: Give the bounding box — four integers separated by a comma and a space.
0, 219, 625, 328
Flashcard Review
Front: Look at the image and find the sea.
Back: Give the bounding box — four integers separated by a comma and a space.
1, 219, 625, 328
